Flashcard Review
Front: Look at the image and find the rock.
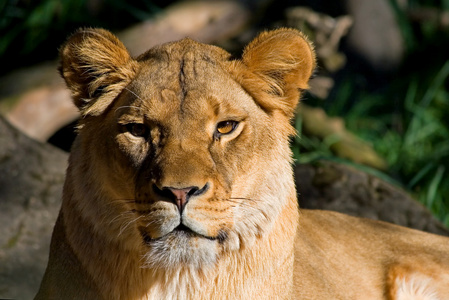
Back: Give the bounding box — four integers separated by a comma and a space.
0, 116, 67, 299
295, 160, 449, 236
6, 86, 77, 141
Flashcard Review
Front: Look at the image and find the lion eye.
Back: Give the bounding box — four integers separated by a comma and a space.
216, 121, 238, 135
126, 123, 148, 137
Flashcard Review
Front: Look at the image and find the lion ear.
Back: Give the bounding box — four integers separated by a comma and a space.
232, 28, 315, 118
59, 28, 139, 116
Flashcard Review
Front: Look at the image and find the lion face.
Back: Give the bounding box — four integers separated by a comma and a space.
112, 44, 267, 268
60, 29, 315, 269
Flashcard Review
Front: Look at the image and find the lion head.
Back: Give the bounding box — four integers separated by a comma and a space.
59, 28, 315, 270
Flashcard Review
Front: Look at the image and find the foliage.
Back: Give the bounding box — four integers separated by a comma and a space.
293, 1, 449, 226
0, 0, 169, 74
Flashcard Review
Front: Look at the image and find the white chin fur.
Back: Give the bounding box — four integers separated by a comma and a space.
141, 231, 219, 269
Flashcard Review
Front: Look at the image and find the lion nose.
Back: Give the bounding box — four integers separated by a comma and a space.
152, 183, 209, 212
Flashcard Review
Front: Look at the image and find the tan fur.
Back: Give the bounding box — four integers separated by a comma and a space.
35, 28, 449, 300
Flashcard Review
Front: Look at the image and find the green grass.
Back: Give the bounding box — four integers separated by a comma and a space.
293, 61, 449, 227
292, 0, 449, 227
402, 64, 449, 225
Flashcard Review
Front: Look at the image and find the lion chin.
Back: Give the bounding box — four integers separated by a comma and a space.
140, 225, 220, 269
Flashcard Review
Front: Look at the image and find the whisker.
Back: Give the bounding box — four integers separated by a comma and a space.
225, 199, 253, 208
107, 199, 136, 205
195, 211, 233, 221
114, 105, 143, 116
226, 198, 262, 209
124, 87, 144, 101
118, 215, 144, 237
108, 210, 135, 226
229, 197, 262, 202
143, 218, 159, 228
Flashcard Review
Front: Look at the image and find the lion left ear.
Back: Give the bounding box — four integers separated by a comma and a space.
231, 28, 315, 118
59, 28, 139, 116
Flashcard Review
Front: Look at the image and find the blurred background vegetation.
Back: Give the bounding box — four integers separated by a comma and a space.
293, 0, 449, 225
1, 0, 448, 225
0, 0, 171, 73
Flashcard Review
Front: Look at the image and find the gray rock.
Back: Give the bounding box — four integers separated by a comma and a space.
0, 116, 67, 299
296, 160, 449, 236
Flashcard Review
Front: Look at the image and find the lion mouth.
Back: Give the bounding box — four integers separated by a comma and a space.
139, 223, 225, 269
140, 224, 227, 245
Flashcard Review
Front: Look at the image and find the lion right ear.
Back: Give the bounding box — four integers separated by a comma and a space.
59, 28, 139, 116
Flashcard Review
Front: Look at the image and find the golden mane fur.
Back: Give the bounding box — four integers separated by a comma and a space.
35, 28, 449, 299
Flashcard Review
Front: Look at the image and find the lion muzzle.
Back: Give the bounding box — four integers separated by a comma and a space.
152, 183, 209, 213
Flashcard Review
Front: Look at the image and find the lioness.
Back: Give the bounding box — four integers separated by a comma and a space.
35, 28, 449, 299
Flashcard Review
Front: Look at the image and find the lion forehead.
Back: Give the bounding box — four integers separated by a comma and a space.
135, 38, 232, 90
123, 49, 254, 123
